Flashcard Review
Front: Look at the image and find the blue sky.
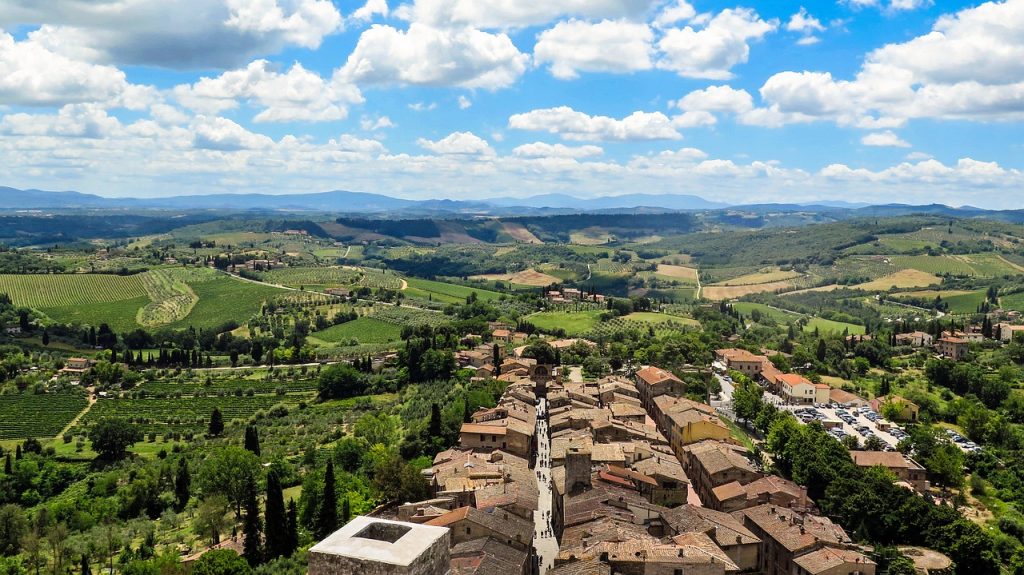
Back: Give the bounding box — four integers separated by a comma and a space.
0, 0, 1021, 207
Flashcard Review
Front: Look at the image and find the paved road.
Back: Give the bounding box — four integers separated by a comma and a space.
533, 398, 558, 574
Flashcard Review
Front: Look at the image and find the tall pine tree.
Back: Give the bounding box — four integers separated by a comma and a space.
315, 461, 338, 540
264, 470, 288, 560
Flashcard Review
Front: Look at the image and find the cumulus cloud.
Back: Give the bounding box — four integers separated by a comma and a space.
417, 131, 495, 155
508, 106, 682, 141
786, 7, 825, 45
656, 8, 778, 79
174, 60, 363, 122
352, 0, 390, 22
861, 131, 911, 147
534, 19, 653, 79
360, 116, 394, 130
0, 30, 152, 108
191, 116, 274, 151
0, 104, 121, 138
752, 1, 1024, 126
339, 23, 528, 89
0, 0, 344, 69
842, 0, 933, 12
458, 96, 472, 109
653, 1, 697, 29
512, 142, 604, 159
400, 0, 659, 29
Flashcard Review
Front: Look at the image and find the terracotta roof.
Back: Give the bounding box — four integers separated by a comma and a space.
793, 546, 875, 574
850, 451, 923, 471
635, 365, 683, 386
461, 423, 508, 435
736, 504, 850, 553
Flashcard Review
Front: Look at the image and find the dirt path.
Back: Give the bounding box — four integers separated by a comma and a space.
57, 386, 96, 439
695, 270, 702, 300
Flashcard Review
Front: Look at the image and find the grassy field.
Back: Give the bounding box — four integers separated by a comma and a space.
889, 255, 978, 276
895, 290, 986, 314
404, 277, 502, 304
1000, 292, 1024, 313
805, 317, 866, 335
654, 264, 699, 283
525, 310, 602, 335
854, 269, 941, 291
312, 317, 404, 344
0, 273, 147, 307
731, 302, 800, 322
622, 312, 700, 326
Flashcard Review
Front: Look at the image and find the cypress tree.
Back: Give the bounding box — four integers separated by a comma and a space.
264, 470, 288, 560
428, 404, 442, 438
315, 461, 338, 539
242, 478, 263, 566
342, 495, 351, 524
4, 453, 11, 474
80, 554, 91, 575
15, 445, 21, 460
463, 397, 472, 423
41, 330, 49, 347
285, 499, 299, 556
244, 426, 261, 456
208, 408, 224, 436
174, 457, 191, 512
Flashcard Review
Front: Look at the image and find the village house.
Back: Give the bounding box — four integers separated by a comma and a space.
716, 348, 770, 376
895, 331, 934, 347
850, 451, 929, 493
681, 440, 762, 507
778, 373, 830, 405
634, 365, 686, 410
709, 474, 812, 514
869, 395, 919, 422
936, 337, 969, 360
735, 504, 874, 575
425, 506, 534, 553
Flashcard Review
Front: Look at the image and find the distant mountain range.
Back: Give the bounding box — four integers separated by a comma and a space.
0, 186, 1013, 219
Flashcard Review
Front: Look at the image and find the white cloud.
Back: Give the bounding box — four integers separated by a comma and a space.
458, 96, 472, 109
753, 1, 1024, 126
861, 131, 911, 147
0, 0, 344, 69
401, 0, 659, 29
674, 85, 754, 114
508, 106, 682, 141
786, 7, 825, 45
408, 102, 437, 112
339, 23, 528, 89
534, 19, 653, 79
174, 60, 362, 122
191, 116, 274, 151
0, 30, 151, 108
656, 8, 778, 79
352, 0, 390, 22
224, 0, 342, 48
0, 104, 120, 138
512, 142, 604, 159
653, 1, 697, 29
787, 8, 825, 33
417, 131, 495, 155
842, 0, 933, 12
360, 116, 394, 130
905, 151, 932, 161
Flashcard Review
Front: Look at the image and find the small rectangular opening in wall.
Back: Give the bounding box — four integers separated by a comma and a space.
354, 522, 412, 544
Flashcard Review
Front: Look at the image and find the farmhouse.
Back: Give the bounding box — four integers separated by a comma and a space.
850, 451, 928, 493
936, 337, 969, 360
895, 331, 934, 347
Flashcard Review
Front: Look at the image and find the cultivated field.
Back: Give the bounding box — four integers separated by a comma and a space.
713, 269, 804, 286
404, 277, 502, 303
471, 269, 561, 287
804, 317, 866, 335
501, 223, 542, 244
854, 269, 941, 291
138, 269, 199, 327
702, 280, 797, 301
655, 264, 699, 282
731, 302, 800, 322
0, 391, 88, 440
0, 273, 147, 307
260, 266, 361, 288
312, 317, 403, 344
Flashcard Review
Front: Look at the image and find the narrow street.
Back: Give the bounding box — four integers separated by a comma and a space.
533, 397, 557, 574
